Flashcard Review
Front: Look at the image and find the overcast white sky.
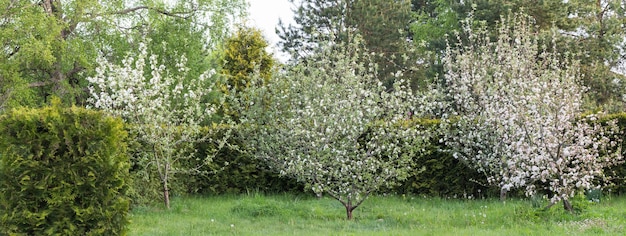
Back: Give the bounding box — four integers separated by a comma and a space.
246, 0, 297, 61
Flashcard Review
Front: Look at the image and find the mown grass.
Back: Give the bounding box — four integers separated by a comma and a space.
129, 193, 626, 235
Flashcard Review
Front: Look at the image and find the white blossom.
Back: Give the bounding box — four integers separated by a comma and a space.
232, 34, 434, 219
87, 42, 226, 208
441, 13, 623, 210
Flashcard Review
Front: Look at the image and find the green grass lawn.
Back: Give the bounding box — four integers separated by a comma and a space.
129, 193, 626, 235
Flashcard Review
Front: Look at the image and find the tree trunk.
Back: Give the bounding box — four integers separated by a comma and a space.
544, 199, 574, 213
563, 199, 573, 212
500, 188, 507, 201
544, 201, 556, 210
345, 205, 354, 220
163, 179, 170, 209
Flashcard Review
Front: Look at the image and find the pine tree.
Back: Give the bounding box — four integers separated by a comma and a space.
277, 0, 417, 87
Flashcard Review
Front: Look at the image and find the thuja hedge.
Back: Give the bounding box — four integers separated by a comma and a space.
174, 120, 491, 198
129, 113, 626, 200
122, 114, 626, 203
0, 101, 131, 235
124, 124, 303, 205
394, 114, 626, 197
597, 113, 626, 195
180, 127, 305, 195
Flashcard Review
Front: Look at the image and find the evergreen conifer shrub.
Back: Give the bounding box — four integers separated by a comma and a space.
0, 100, 130, 235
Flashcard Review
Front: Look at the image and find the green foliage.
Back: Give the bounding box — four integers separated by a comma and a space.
0, 0, 245, 109
278, 0, 418, 87
0, 0, 125, 107
219, 26, 275, 93
217, 26, 276, 120
127, 113, 626, 202
411, 0, 626, 110
124, 125, 164, 206
595, 113, 626, 195
0, 99, 131, 235
397, 144, 497, 198
129, 194, 626, 235
391, 118, 498, 198
176, 125, 303, 195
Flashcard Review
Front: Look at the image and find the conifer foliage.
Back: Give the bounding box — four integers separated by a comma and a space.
0, 99, 130, 235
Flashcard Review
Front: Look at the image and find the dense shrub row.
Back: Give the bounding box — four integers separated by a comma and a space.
2, 102, 624, 230
167, 119, 496, 198
181, 132, 305, 195
596, 113, 626, 194
177, 114, 626, 198
0, 100, 130, 235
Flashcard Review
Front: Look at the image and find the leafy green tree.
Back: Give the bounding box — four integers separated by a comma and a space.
217, 25, 276, 121
0, 0, 244, 110
232, 35, 432, 220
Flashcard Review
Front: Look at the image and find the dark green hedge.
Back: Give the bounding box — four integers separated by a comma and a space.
128, 113, 626, 201
184, 119, 493, 198
393, 142, 499, 198
596, 113, 626, 195
125, 124, 303, 205
0, 101, 131, 235
386, 118, 499, 198
181, 128, 304, 195
395, 113, 626, 197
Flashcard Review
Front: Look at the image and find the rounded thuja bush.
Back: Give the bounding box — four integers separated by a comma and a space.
0, 100, 131, 235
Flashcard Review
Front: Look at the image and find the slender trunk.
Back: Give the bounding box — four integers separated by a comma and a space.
163, 175, 170, 209
545, 201, 556, 210
346, 205, 353, 220
162, 162, 171, 209
563, 199, 573, 212
500, 188, 507, 201
544, 199, 574, 213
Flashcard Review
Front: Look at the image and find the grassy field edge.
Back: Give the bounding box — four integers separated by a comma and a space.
129, 193, 626, 235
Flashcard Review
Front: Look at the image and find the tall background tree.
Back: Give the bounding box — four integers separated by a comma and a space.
411, 0, 626, 111
219, 25, 275, 94
216, 25, 276, 121
0, 0, 245, 111
277, 0, 417, 87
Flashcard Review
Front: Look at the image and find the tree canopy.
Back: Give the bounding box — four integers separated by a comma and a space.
441, 13, 623, 211
232, 35, 432, 220
0, 0, 245, 110
411, 0, 626, 110
277, 0, 417, 87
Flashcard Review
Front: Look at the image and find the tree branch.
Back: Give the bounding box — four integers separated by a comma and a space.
29, 81, 52, 88
108, 5, 197, 19
67, 62, 85, 80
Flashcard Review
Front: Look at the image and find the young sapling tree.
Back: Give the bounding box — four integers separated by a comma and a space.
88, 42, 227, 209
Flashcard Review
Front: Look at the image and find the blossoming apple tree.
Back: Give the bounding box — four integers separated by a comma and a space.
442, 13, 622, 211
87, 42, 227, 209
233, 35, 431, 220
